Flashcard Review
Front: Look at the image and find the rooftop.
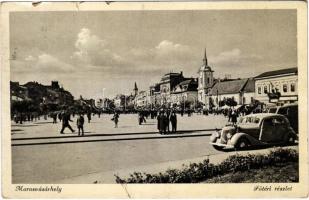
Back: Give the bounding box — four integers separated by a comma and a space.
243, 78, 255, 93
255, 67, 297, 79
209, 79, 248, 95
160, 72, 184, 81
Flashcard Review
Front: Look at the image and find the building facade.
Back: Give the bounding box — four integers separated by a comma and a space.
159, 72, 185, 105
135, 90, 148, 107
207, 78, 255, 108
171, 78, 198, 107
254, 68, 298, 104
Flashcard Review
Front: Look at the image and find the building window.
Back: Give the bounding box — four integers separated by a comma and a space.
264, 86, 268, 94
243, 97, 246, 104
251, 97, 254, 103
283, 84, 288, 93
207, 77, 210, 84
291, 83, 295, 92
258, 87, 261, 94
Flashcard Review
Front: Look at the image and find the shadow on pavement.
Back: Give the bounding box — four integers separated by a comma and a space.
12, 129, 23, 132
12, 124, 39, 127
12, 132, 213, 147
12, 128, 218, 141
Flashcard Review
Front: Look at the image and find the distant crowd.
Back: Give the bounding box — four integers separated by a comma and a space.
12, 104, 262, 136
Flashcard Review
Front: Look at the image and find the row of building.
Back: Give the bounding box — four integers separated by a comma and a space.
106, 49, 298, 110
11, 81, 101, 112
10, 81, 74, 106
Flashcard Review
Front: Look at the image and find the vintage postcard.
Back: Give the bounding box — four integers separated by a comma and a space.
1, 1, 308, 198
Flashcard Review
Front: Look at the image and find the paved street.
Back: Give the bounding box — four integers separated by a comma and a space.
11, 114, 296, 183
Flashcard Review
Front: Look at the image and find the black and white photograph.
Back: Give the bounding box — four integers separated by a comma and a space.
1, 2, 308, 198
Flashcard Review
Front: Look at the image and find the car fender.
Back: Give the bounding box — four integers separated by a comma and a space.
210, 131, 220, 143
229, 132, 261, 146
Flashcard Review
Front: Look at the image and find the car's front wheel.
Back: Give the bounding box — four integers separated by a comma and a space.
235, 137, 250, 150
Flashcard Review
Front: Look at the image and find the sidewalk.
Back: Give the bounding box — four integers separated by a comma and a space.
58, 145, 298, 184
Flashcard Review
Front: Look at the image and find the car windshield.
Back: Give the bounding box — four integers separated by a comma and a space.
239, 116, 260, 124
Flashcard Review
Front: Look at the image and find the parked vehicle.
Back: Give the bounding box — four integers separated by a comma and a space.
210, 113, 297, 150
267, 103, 298, 133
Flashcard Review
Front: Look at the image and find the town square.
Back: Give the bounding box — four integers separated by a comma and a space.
8, 8, 300, 184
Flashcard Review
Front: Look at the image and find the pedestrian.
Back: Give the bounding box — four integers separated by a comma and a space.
138, 111, 145, 125
228, 108, 232, 122
76, 113, 85, 136
163, 112, 169, 134
52, 112, 57, 124
60, 111, 75, 134
231, 110, 238, 125
170, 111, 177, 133
87, 111, 91, 123
166, 109, 171, 132
112, 111, 119, 128
157, 111, 166, 134
58, 111, 63, 122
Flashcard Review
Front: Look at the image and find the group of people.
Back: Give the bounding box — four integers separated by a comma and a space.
12, 112, 45, 124
13, 105, 249, 137
157, 109, 177, 134
59, 111, 86, 136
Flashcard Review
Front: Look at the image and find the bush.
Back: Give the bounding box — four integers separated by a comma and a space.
114, 148, 298, 183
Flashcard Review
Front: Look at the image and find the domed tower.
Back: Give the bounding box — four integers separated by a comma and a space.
198, 48, 214, 104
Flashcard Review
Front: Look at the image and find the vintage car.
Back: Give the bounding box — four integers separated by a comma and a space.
268, 103, 298, 133
210, 113, 298, 150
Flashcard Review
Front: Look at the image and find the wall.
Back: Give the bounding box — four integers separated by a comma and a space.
255, 74, 298, 104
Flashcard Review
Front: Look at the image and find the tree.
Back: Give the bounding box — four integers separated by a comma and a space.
219, 100, 226, 107
225, 98, 237, 107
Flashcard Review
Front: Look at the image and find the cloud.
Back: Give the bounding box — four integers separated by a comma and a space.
125, 40, 196, 72
155, 40, 190, 54
208, 48, 263, 78
35, 54, 75, 72
12, 53, 75, 74
154, 40, 193, 63
210, 48, 241, 64
71, 33, 197, 75
210, 48, 262, 66
24, 55, 36, 61
72, 28, 123, 67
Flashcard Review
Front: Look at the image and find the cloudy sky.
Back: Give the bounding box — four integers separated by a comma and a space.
10, 10, 297, 99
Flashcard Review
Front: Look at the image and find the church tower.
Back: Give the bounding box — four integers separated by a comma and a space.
198, 48, 214, 104
134, 82, 138, 96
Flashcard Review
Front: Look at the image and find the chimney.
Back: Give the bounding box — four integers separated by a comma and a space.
180, 71, 183, 76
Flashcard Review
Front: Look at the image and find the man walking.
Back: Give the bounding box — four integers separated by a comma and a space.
87, 111, 91, 123
166, 109, 171, 133
52, 112, 57, 124
76, 113, 85, 136
170, 111, 177, 133
157, 110, 166, 134
60, 111, 75, 134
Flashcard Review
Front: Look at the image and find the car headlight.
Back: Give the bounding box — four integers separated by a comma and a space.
226, 133, 232, 139
214, 131, 220, 138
